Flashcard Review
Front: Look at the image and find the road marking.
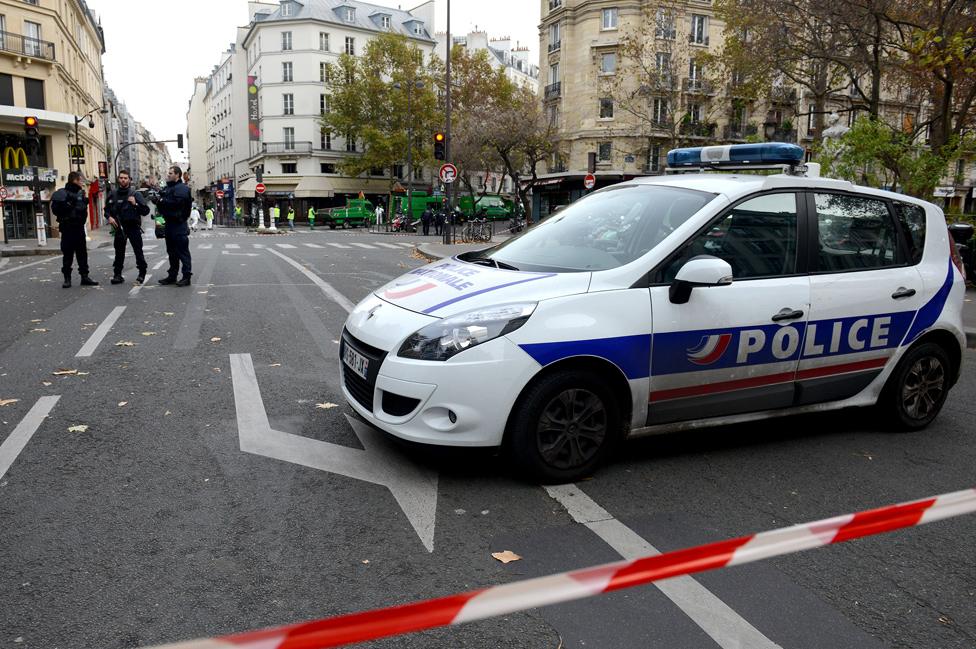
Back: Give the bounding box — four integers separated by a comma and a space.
221, 250, 260, 257
76, 306, 127, 357
225, 243, 240, 249
0, 256, 54, 277
275, 243, 297, 249
303, 243, 324, 248
198, 244, 213, 250
266, 248, 355, 313
128, 275, 152, 297
326, 243, 351, 249
174, 252, 218, 350
0, 396, 60, 482
350, 243, 377, 249
0, 258, 9, 270
546, 484, 782, 649
144, 245, 157, 250
373, 242, 401, 249
152, 258, 167, 271
252, 243, 266, 248
230, 354, 438, 551
395, 242, 416, 248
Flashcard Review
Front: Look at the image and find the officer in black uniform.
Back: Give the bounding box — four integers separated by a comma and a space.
51, 171, 99, 288
105, 169, 150, 285
157, 165, 193, 286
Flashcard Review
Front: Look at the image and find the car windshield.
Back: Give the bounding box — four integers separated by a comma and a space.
461, 184, 716, 272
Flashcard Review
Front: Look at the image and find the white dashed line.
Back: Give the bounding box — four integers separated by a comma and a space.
0, 396, 61, 482
76, 306, 127, 358
373, 242, 401, 249
0, 256, 55, 276
128, 275, 152, 297
225, 243, 240, 249
152, 258, 167, 271
199, 244, 213, 250
275, 243, 297, 249
327, 243, 352, 249
303, 243, 324, 248
349, 243, 377, 249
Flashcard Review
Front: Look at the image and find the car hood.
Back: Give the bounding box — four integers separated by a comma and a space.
374, 257, 591, 318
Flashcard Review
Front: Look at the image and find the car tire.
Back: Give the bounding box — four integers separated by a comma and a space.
508, 370, 621, 483
328, 223, 336, 230
880, 342, 952, 431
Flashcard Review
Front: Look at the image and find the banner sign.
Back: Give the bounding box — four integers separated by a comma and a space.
248, 76, 260, 141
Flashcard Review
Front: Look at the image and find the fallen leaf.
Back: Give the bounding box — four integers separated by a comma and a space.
197, 291, 208, 294
76, 372, 90, 376
164, 410, 171, 416
82, 323, 97, 326
41, 382, 52, 387
316, 402, 339, 410
118, 401, 128, 407
30, 328, 49, 333
210, 337, 221, 342
115, 341, 136, 347
52, 369, 78, 376
163, 312, 175, 316
67, 425, 89, 433
492, 551, 521, 564
0, 399, 19, 407
30, 319, 42, 323
269, 363, 281, 367
361, 559, 370, 565
141, 331, 157, 336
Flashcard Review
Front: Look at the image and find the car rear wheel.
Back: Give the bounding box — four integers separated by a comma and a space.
880, 342, 951, 431
509, 370, 621, 483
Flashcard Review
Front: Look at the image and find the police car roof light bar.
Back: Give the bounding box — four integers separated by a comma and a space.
666, 143, 808, 176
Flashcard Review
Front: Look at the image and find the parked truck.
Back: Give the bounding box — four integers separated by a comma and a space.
325, 198, 375, 228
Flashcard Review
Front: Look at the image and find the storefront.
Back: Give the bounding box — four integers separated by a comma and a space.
527, 171, 638, 221
0, 137, 55, 240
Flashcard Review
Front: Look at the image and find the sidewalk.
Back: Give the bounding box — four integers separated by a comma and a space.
963, 288, 976, 348
416, 233, 511, 262
1, 225, 115, 257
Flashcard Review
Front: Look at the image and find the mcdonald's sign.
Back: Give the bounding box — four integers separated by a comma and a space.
3, 146, 28, 171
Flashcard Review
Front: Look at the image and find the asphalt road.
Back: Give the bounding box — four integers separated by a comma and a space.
0, 226, 973, 649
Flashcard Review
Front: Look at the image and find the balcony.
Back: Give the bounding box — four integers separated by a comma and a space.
548, 41, 561, 53
770, 86, 798, 104
682, 78, 715, 95
260, 141, 313, 154
544, 82, 561, 100
723, 123, 758, 140
0, 31, 55, 61
680, 122, 716, 138
688, 35, 710, 46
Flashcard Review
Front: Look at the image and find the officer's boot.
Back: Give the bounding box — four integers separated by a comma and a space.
80, 275, 99, 286
175, 273, 192, 287
62, 273, 71, 289
111, 274, 125, 285
136, 272, 146, 285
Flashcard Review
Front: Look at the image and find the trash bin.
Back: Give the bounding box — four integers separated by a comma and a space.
948, 222, 973, 244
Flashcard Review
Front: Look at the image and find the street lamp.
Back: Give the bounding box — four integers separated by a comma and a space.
74, 107, 108, 173
393, 80, 424, 226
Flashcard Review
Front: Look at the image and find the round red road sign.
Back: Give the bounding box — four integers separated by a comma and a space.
255, 183, 266, 195
583, 174, 596, 190
438, 163, 458, 184
215, 190, 225, 199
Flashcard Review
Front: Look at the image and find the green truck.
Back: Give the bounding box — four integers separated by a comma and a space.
325, 198, 375, 228
393, 192, 442, 220
458, 194, 511, 220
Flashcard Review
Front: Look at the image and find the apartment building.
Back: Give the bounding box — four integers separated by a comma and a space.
436, 29, 539, 93
0, 0, 108, 239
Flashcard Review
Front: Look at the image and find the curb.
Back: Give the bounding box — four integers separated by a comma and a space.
416, 244, 442, 262
966, 329, 976, 350
1, 240, 110, 257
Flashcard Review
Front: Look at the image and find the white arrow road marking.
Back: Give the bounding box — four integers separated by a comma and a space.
546, 484, 782, 649
266, 249, 355, 312
230, 353, 439, 551
221, 250, 260, 257
0, 396, 60, 481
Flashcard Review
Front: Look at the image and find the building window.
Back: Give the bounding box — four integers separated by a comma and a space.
548, 104, 559, 127
282, 61, 293, 82
600, 52, 616, 74
549, 62, 559, 85
688, 59, 704, 90
282, 163, 297, 174
319, 32, 330, 51
413, 23, 424, 36
283, 93, 294, 115
598, 141, 611, 161
549, 23, 560, 49
320, 94, 327, 114
24, 20, 41, 57
345, 37, 355, 55
691, 14, 708, 45
24, 78, 44, 110
320, 62, 328, 83
321, 131, 332, 150
346, 132, 356, 152
649, 144, 661, 172
281, 2, 293, 16
656, 52, 671, 86
380, 15, 391, 29
599, 98, 614, 118
393, 164, 404, 179
0, 73, 13, 106
283, 127, 295, 149
370, 166, 384, 176
653, 97, 669, 125
321, 163, 336, 173
281, 31, 292, 51
602, 8, 618, 30
688, 103, 702, 123
655, 9, 676, 39
343, 7, 355, 22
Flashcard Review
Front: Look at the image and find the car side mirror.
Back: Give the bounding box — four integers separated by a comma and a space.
669, 255, 733, 304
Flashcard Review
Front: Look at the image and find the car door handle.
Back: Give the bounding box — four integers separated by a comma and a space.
771, 308, 804, 322
891, 287, 916, 300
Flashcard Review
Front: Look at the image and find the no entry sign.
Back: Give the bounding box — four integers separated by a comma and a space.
255, 183, 266, 195
584, 174, 596, 190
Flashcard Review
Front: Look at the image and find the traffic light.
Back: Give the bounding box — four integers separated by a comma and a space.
177, 134, 184, 149
24, 116, 38, 138
433, 131, 446, 161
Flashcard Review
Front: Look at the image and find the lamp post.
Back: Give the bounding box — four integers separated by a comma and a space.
444, 0, 453, 244
73, 107, 107, 173
393, 80, 424, 226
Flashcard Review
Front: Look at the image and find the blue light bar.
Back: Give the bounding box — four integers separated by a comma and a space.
667, 143, 805, 168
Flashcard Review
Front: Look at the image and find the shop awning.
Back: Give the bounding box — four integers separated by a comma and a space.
295, 176, 334, 198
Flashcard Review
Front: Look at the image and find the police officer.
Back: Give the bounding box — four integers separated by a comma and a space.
105, 169, 150, 285
157, 165, 193, 286
51, 171, 99, 288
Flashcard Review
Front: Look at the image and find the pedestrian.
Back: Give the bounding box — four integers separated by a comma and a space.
421, 206, 432, 236
51, 171, 99, 288
287, 205, 295, 231
105, 169, 150, 285
308, 205, 316, 230
234, 204, 242, 226
434, 207, 444, 236
375, 203, 384, 225
205, 206, 214, 230
189, 204, 200, 232
157, 165, 193, 287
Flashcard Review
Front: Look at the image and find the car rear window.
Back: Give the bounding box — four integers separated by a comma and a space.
892, 202, 927, 265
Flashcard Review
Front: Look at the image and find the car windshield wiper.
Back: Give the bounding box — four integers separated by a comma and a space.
468, 257, 520, 271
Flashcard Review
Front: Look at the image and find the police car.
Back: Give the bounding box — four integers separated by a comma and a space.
340, 143, 964, 482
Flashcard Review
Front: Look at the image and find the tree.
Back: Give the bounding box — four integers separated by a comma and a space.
321, 33, 439, 202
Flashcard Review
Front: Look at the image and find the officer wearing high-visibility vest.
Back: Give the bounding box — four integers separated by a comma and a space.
308, 205, 316, 230
234, 205, 242, 226
287, 205, 296, 231
205, 206, 214, 230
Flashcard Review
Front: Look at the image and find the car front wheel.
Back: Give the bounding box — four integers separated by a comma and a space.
509, 370, 621, 483
881, 342, 951, 431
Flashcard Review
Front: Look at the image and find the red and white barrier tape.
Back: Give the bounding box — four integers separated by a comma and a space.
147, 487, 976, 649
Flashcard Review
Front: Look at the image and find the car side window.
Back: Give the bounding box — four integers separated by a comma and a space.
815, 193, 902, 272
661, 193, 798, 281
892, 201, 926, 265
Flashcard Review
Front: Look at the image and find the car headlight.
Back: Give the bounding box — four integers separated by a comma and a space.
398, 303, 537, 361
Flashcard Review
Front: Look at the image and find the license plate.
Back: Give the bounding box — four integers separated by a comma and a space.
343, 344, 369, 380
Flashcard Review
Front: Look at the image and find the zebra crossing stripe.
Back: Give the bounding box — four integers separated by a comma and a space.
225, 244, 240, 249
327, 243, 352, 249
304, 243, 324, 248
276, 243, 297, 249
373, 242, 401, 249
350, 243, 377, 249
199, 244, 213, 250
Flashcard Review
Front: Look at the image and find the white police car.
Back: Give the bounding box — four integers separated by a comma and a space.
341, 143, 964, 482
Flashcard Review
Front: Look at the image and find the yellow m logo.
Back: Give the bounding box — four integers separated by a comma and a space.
3, 147, 28, 171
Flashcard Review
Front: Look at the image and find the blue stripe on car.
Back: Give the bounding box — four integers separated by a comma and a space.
903, 258, 955, 344
519, 335, 653, 380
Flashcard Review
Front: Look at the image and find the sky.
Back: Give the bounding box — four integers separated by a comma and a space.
85, 0, 541, 162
